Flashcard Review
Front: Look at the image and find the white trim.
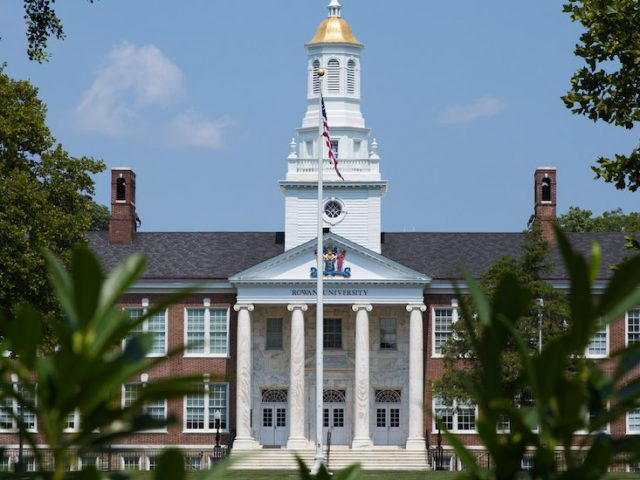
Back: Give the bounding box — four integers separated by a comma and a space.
183, 307, 230, 357
626, 408, 640, 434
626, 308, 640, 347
183, 382, 230, 433
432, 396, 477, 434
431, 305, 456, 358
585, 322, 609, 358
123, 306, 168, 356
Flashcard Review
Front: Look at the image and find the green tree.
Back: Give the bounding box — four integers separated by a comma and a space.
21, 0, 96, 63
88, 202, 110, 231
563, 0, 640, 191
432, 223, 569, 402
558, 206, 640, 232
444, 227, 640, 479
0, 66, 105, 348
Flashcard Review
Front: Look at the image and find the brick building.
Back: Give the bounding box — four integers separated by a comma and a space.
2, 0, 637, 472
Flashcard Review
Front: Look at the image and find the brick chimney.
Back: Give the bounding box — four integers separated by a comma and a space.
108, 168, 138, 245
533, 167, 557, 244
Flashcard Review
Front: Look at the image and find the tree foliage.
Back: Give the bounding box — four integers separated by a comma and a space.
558, 206, 640, 232
0, 66, 105, 347
432, 223, 569, 402
563, 0, 640, 191
445, 226, 640, 479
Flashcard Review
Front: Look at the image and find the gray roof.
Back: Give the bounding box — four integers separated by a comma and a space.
87, 231, 631, 282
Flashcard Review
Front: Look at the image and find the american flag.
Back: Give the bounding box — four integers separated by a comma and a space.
321, 95, 344, 180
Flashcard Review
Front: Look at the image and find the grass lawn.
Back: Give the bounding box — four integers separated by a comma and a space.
128, 471, 640, 479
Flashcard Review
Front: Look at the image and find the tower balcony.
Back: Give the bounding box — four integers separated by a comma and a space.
286, 157, 381, 182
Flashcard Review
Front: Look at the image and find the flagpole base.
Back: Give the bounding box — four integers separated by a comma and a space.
310, 451, 326, 475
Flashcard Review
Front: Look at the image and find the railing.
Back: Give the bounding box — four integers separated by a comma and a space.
291, 158, 378, 174
3, 442, 234, 473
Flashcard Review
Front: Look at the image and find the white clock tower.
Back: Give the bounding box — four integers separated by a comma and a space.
280, 0, 387, 253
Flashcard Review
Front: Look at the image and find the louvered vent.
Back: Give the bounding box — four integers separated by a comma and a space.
347, 59, 356, 94
327, 59, 340, 93
312, 59, 321, 94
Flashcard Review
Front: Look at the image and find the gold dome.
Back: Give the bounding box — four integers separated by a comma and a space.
308, 17, 362, 46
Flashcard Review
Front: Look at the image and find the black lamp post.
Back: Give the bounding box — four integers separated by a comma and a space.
435, 427, 443, 471
536, 297, 544, 354
214, 410, 221, 450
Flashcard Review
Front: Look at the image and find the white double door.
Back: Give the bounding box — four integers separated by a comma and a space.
323, 403, 348, 445
373, 404, 402, 445
260, 403, 288, 446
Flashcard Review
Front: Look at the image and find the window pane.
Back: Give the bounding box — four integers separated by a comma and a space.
434, 309, 453, 355
457, 403, 476, 431
628, 309, 640, 344
266, 318, 283, 350
0, 397, 13, 429
209, 384, 227, 430
16, 384, 36, 430
147, 310, 166, 354
123, 383, 141, 408
209, 309, 228, 355
145, 400, 165, 421
187, 309, 206, 353
628, 409, 640, 432
324, 318, 342, 349
587, 319, 607, 356
380, 318, 397, 350
186, 384, 205, 429
434, 397, 454, 430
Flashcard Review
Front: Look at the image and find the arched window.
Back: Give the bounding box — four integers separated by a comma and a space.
327, 59, 340, 94
375, 390, 401, 403
262, 389, 288, 403
312, 59, 321, 94
541, 178, 551, 202
116, 177, 126, 201
347, 59, 356, 94
323, 389, 346, 403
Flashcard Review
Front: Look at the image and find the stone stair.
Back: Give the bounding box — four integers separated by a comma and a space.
231, 447, 430, 471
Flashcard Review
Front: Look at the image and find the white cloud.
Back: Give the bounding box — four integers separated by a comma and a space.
168, 110, 233, 149
438, 96, 508, 125
74, 43, 185, 135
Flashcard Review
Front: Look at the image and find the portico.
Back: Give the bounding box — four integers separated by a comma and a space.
229, 233, 430, 451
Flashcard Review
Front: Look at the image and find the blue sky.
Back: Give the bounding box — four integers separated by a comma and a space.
1, 0, 637, 233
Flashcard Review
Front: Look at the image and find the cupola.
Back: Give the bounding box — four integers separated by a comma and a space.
308, 0, 362, 46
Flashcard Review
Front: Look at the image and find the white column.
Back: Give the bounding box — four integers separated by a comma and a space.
352, 303, 373, 449
233, 303, 257, 450
406, 303, 427, 450
287, 303, 309, 450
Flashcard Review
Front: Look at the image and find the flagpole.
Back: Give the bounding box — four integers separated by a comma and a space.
312, 67, 326, 475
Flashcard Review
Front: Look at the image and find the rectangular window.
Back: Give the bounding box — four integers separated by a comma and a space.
433, 308, 454, 356
122, 383, 166, 424
433, 396, 476, 433
628, 409, 640, 433
306, 141, 313, 158
627, 309, 640, 345
64, 410, 79, 432
266, 318, 283, 350
185, 308, 229, 356
122, 455, 140, 471
331, 140, 339, 159
125, 307, 167, 355
0, 456, 10, 472
185, 383, 229, 432
0, 383, 37, 432
586, 320, 608, 357
380, 318, 397, 350
80, 456, 97, 470
323, 318, 342, 349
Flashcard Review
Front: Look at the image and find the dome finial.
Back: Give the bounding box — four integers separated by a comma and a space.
328, 0, 341, 18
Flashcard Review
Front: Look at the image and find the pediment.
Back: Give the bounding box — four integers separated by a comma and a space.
229, 233, 430, 285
